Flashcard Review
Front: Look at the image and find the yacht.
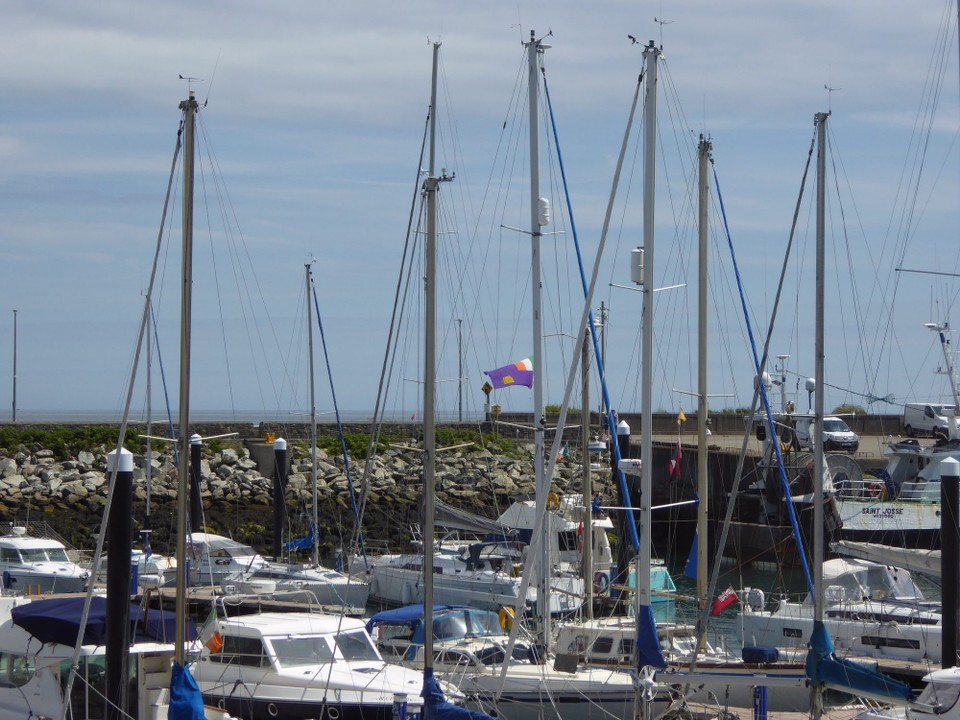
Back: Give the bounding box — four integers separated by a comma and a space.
366, 603, 648, 720
740, 557, 942, 664
188, 532, 369, 607
192, 609, 452, 720
0, 526, 89, 594
365, 497, 594, 615
0, 593, 231, 719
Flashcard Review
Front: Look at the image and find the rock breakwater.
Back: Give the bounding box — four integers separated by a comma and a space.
0, 441, 611, 558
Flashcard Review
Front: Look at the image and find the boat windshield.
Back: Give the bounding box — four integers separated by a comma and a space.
433, 613, 469, 641
826, 566, 923, 602
270, 636, 336, 667
915, 676, 960, 712
20, 548, 70, 563
465, 610, 502, 637
335, 631, 381, 661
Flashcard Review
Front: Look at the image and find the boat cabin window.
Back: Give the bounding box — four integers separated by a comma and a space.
590, 636, 615, 655
0, 548, 18, 562
334, 630, 381, 661
0, 652, 34, 687
465, 610, 500, 637
271, 636, 335, 667
858, 567, 919, 600
21, 547, 70, 563
915, 677, 960, 713
558, 530, 579, 553
434, 614, 469, 641
60, 656, 110, 720
436, 650, 475, 667
215, 635, 269, 667
203, 548, 237, 567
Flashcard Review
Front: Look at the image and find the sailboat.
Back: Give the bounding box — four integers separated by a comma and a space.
448, 32, 647, 720
0, 90, 236, 720
717, 113, 914, 713
362, 34, 642, 720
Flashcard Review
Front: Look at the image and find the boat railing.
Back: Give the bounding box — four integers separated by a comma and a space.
898, 480, 940, 502
215, 587, 325, 616
833, 477, 888, 501
2, 520, 75, 549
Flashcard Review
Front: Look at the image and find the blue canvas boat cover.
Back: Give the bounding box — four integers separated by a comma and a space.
365, 604, 467, 634
422, 667, 497, 720
11, 596, 193, 647
168, 662, 205, 720
805, 621, 911, 701
285, 523, 317, 552
636, 603, 666, 669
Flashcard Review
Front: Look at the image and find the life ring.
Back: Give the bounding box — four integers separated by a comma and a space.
546, 492, 561, 511
498, 606, 514, 631
868, 482, 885, 500
593, 571, 610, 595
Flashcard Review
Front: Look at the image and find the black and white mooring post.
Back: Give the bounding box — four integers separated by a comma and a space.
106, 446, 133, 720
273, 437, 288, 560
942, 456, 959, 669
189, 434, 203, 534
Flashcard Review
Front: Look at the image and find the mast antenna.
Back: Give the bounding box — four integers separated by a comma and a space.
178, 74, 204, 95
203, 50, 221, 107
654, 16, 673, 48
824, 84, 841, 113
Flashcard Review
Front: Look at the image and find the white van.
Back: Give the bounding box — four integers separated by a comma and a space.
903, 402, 959, 440
792, 415, 860, 453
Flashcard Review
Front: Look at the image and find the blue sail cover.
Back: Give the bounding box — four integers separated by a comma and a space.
805, 621, 911, 701
11, 596, 192, 647
683, 532, 698, 580
168, 662, 205, 720
285, 523, 317, 552
365, 604, 466, 634
422, 667, 497, 720
636, 602, 666, 669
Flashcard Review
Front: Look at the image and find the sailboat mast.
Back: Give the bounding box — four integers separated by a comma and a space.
638, 39, 660, 617
525, 29, 549, 645
423, 40, 441, 675
696, 136, 711, 610
812, 109, 828, 720
146, 298, 153, 524
306, 262, 319, 566
581, 331, 593, 620
174, 90, 198, 663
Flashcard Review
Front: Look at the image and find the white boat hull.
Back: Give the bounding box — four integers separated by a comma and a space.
370, 563, 582, 615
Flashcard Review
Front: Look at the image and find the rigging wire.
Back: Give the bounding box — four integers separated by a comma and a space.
312, 282, 365, 563
351, 104, 431, 554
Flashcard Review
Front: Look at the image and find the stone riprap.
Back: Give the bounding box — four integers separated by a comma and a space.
0, 442, 609, 557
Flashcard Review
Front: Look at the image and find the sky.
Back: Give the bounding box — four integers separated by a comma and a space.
1, 1, 959, 425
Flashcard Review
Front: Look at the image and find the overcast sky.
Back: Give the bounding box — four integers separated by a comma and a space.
1, 1, 958, 426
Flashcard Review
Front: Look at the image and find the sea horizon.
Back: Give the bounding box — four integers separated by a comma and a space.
0, 408, 488, 425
